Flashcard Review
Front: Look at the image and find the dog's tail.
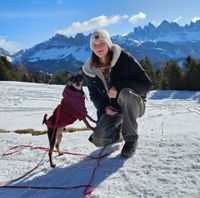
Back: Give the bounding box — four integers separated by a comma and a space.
42, 114, 48, 125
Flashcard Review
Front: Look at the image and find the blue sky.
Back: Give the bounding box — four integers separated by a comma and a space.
0, 0, 200, 53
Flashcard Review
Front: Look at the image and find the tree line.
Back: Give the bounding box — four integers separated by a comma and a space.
140, 56, 200, 91
1, 55, 200, 91
0, 56, 66, 84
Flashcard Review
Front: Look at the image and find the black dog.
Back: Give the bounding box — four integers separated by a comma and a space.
43, 70, 96, 168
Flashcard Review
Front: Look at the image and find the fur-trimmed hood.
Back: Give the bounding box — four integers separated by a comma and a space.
82, 44, 122, 78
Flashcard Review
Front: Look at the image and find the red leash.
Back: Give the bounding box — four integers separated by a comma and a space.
84, 146, 107, 195
2, 144, 108, 159
0, 143, 121, 196
0, 151, 46, 185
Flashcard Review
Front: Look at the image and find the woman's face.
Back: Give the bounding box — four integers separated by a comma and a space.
92, 39, 109, 59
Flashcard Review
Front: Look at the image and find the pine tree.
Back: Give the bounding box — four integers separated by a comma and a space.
15, 64, 29, 81
154, 67, 165, 89
183, 56, 200, 90
0, 56, 17, 80
50, 70, 68, 84
159, 60, 182, 90
140, 57, 155, 89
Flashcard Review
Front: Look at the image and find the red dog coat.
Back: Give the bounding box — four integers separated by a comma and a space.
45, 86, 87, 129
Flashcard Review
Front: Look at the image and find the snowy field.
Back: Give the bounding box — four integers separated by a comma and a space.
0, 81, 200, 198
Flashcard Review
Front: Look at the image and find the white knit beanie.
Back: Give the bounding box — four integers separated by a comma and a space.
90, 29, 113, 50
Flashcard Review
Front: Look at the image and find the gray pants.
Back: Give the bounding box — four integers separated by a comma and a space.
90, 88, 145, 147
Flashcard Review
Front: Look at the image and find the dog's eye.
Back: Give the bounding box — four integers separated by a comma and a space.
70, 75, 83, 84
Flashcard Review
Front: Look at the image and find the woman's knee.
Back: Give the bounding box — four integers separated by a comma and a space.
90, 135, 111, 147
117, 88, 138, 104
119, 88, 132, 97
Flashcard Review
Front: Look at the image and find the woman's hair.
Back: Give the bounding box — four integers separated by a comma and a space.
89, 50, 113, 68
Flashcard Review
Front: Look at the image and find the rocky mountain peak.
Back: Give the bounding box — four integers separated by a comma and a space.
0, 47, 10, 57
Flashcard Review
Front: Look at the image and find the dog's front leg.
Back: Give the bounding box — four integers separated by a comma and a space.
83, 118, 95, 130
49, 149, 56, 168
86, 114, 97, 123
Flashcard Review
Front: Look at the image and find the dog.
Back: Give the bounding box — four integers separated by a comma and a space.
43, 69, 96, 168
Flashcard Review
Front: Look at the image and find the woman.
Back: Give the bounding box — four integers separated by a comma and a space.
82, 29, 152, 157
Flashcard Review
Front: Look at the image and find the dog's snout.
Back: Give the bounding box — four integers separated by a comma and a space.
71, 75, 83, 86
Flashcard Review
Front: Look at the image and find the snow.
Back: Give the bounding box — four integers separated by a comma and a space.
0, 81, 200, 198
29, 46, 89, 63
155, 31, 200, 43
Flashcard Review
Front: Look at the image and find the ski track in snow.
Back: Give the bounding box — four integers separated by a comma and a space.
0, 81, 200, 198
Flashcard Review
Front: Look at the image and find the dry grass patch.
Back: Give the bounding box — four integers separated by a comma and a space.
15, 129, 47, 136
0, 128, 9, 133
14, 127, 91, 136
65, 127, 90, 133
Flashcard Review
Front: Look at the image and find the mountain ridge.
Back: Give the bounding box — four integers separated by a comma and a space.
131, 20, 200, 42
1, 19, 200, 72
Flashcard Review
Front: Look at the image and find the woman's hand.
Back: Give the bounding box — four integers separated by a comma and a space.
107, 87, 118, 98
105, 106, 119, 116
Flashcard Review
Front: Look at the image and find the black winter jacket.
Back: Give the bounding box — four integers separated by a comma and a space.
83, 44, 152, 119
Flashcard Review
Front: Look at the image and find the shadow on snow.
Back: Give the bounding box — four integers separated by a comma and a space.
0, 144, 127, 198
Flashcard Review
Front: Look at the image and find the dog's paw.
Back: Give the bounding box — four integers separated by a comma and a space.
58, 151, 64, 156
50, 163, 56, 168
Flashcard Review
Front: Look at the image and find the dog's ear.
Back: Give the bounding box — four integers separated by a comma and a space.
66, 72, 73, 81
77, 68, 84, 77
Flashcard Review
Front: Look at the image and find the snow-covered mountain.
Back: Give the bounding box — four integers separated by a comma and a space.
12, 34, 91, 73
129, 20, 200, 42
0, 47, 10, 56
11, 20, 200, 72
0, 47, 12, 62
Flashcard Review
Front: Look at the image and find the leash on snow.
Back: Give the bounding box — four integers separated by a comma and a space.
0, 102, 99, 194
0, 143, 122, 196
